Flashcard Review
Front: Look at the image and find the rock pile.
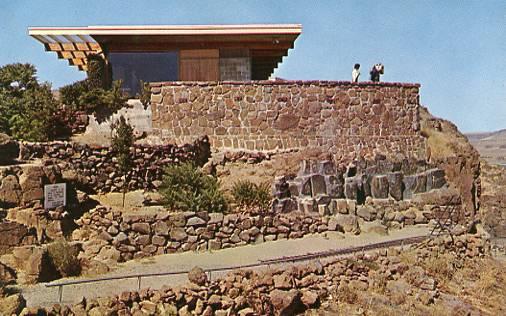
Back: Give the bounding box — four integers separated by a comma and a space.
17, 136, 211, 193
29, 234, 489, 316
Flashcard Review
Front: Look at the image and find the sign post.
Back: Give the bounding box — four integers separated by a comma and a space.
44, 183, 66, 210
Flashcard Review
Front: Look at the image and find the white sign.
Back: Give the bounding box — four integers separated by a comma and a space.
44, 183, 66, 209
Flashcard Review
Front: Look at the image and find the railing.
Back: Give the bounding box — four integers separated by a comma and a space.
45, 235, 428, 303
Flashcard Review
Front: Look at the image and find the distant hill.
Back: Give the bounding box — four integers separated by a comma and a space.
465, 129, 506, 165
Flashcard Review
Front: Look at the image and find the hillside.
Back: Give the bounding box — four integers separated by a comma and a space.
465, 129, 506, 165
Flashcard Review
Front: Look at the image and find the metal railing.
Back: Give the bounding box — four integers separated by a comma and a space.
45, 235, 428, 303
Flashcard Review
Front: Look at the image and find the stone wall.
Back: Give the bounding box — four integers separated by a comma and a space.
33, 233, 489, 316
73, 192, 457, 264
16, 136, 210, 193
272, 159, 449, 215
150, 81, 426, 162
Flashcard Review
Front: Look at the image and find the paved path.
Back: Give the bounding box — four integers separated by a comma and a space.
22, 225, 429, 307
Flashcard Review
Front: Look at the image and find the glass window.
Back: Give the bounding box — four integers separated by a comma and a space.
109, 52, 178, 95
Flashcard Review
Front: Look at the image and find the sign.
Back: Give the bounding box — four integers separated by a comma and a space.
44, 183, 66, 209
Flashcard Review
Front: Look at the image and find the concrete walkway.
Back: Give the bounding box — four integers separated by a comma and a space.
22, 225, 429, 307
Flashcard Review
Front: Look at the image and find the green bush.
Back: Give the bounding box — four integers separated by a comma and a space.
59, 79, 127, 116
0, 63, 58, 141
138, 80, 151, 108
231, 180, 272, 211
86, 54, 111, 89
160, 163, 228, 213
47, 240, 81, 277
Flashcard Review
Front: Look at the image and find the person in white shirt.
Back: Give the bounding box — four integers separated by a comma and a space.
352, 63, 360, 83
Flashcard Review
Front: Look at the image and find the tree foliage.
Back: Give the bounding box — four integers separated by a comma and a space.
0, 63, 58, 141
111, 116, 134, 207
160, 163, 228, 213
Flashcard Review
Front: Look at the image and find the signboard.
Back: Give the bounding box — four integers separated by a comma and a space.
44, 183, 66, 209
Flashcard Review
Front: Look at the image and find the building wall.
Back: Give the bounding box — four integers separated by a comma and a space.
220, 57, 251, 81
150, 81, 427, 161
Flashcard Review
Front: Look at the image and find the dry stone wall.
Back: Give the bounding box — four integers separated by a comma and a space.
73, 192, 457, 264
33, 234, 489, 316
150, 81, 427, 162
17, 136, 210, 193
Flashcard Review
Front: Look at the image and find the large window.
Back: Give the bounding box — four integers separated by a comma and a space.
109, 52, 178, 95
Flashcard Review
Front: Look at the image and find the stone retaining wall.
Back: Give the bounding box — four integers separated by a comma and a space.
150, 81, 427, 162
74, 191, 459, 263
16, 136, 210, 193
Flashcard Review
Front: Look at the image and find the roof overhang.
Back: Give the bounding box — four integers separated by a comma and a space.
28, 24, 302, 75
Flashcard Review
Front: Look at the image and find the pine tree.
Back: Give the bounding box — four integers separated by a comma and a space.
111, 116, 134, 208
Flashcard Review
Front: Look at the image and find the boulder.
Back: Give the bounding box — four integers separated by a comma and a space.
188, 266, 207, 286
300, 290, 319, 308
403, 173, 427, 200
0, 133, 19, 165
269, 289, 305, 316
425, 168, 446, 190
0, 293, 26, 315
0, 221, 33, 255
0, 262, 16, 284
0, 175, 22, 206
336, 214, 360, 234
131, 223, 150, 234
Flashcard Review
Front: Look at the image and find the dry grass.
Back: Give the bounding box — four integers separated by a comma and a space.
318, 247, 506, 316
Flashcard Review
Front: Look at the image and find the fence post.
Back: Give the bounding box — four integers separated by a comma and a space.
58, 285, 63, 303
137, 276, 141, 290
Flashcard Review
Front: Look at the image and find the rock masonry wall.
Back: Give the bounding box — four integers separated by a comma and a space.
16, 136, 210, 193
272, 159, 448, 215
150, 81, 427, 162
74, 190, 459, 264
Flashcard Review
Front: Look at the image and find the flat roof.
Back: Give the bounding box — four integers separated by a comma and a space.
28, 24, 302, 76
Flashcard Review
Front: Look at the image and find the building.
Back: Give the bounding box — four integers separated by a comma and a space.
28, 24, 302, 94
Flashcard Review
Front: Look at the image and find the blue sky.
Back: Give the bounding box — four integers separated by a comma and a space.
1, 0, 504, 132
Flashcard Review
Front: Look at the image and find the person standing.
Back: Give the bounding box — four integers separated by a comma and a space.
370, 63, 384, 82
352, 63, 360, 83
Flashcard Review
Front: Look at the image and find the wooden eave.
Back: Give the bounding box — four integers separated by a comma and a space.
28, 24, 302, 76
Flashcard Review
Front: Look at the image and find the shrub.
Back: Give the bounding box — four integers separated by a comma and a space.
111, 116, 134, 207
59, 80, 127, 116
86, 54, 111, 89
160, 163, 228, 213
231, 180, 272, 211
0, 63, 58, 141
47, 240, 81, 277
138, 80, 151, 108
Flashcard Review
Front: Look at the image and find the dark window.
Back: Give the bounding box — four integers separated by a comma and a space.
109, 52, 178, 95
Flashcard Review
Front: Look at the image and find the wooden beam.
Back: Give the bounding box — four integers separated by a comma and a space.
105, 40, 293, 52
62, 42, 77, 51
60, 51, 74, 59
72, 51, 87, 59
69, 58, 85, 66
47, 42, 63, 51
75, 42, 91, 51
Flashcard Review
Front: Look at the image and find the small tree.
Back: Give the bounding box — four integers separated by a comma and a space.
0, 63, 58, 141
111, 116, 134, 208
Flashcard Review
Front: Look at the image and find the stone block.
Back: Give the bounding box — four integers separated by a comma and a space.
403, 173, 427, 200
272, 198, 297, 213
287, 180, 302, 197
299, 198, 317, 213
310, 174, 326, 196
344, 177, 358, 200
370, 175, 389, 199
325, 175, 344, 198
387, 172, 403, 201
336, 214, 360, 234
318, 160, 336, 175
425, 168, 446, 190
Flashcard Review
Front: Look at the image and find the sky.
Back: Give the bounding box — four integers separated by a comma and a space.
0, 0, 504, 133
